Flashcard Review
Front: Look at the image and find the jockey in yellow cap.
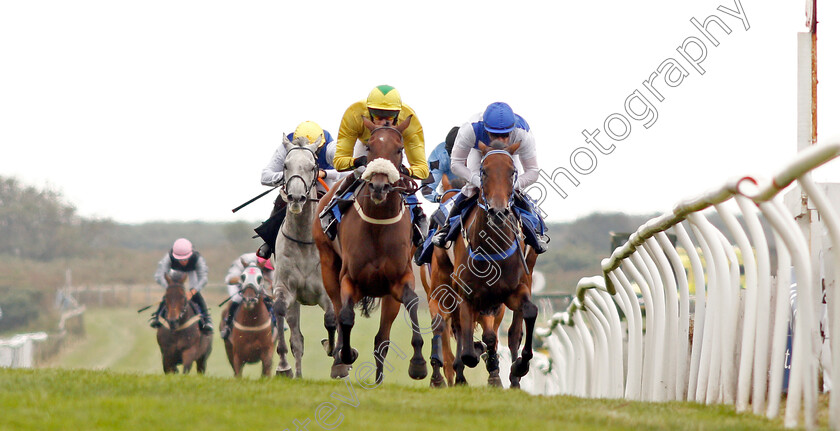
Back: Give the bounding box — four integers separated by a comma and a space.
320, 84, 429, 245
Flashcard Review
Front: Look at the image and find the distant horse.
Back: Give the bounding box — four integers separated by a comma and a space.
273, 134, 337, 378
156, 270, 212, 374
223, 263, 274, 377
451, 140, 538, 388
421, 174, 506, 387
313, 116, 427, 382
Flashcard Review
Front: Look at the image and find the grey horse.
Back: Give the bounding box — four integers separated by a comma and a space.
272, 134, 337, 378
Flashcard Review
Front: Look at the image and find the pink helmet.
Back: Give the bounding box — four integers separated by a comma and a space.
257, 256, 275, 271
171, 238, 193, 260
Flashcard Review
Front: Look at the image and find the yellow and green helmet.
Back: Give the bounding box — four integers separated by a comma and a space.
366, 85, 402, 118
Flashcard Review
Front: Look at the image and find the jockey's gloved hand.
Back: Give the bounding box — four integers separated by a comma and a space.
399, 164, 410, 177
352, 156, 367, 168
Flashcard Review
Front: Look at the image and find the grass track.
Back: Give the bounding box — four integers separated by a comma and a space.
2, 368, 795, 431
19, 304, 818, 430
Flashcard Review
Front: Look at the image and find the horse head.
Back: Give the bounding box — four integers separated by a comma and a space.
238, 264, 265, 310
163, 269, 189, 330
360, 116, 412, 204
282, 135, 320, 214
477, 140, 521, 226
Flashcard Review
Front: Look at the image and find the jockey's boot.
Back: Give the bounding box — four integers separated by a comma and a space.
411, 206, 429, 247
221, 300, 240, 340
263, 295, 277, 328
191, 292, 213, 334
255, 196, 288, 259
535, 234, 550, 254
149, 300, 165, 328
319, 176, 359, 240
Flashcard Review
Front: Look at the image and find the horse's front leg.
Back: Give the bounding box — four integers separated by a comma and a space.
288, 300, 305, 378
273, 294, 292, 377
374, 296, 400, 384
507, 285, 538, 379
507, 309, 524, 388
479, 312, 502, 387
338, 275, 359, 366
319, 292, 337, 357
399, 277, 427, 381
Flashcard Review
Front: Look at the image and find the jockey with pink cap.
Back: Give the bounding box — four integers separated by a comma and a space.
150, 238, 213, 333
220, 252, 276, 340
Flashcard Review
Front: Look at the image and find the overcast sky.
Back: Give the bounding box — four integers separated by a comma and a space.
2, 1, 839, 225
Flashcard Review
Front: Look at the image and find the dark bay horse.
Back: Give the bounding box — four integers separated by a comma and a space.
422, 174, 507, 387
451, 140, 538, 388
156, 270, 212, 374
223, 263, 274, 377
313, 115, 427, 382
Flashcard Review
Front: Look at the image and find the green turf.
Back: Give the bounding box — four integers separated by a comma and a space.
1, 367, 796, 431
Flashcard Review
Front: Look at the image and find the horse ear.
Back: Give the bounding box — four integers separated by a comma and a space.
507, 141, 522, 154
395, 115, 413, 133
240, 257, 249, 268
477, 141, 489, 154
362, 116, 376, 131
441, 173, 451, 190
305, 141, 320, 154
282, 133, 293, 151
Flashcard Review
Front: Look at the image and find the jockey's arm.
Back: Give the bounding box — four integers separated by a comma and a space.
513, 130, 540, 190
333, 109, 363, 172
321, 142, 341, 182
153, 255, 171, 288
517, 156, 540, 191
403, 127, 429, 180
261, 145, 288, 186
450, 134, 477, 188
192, 255, 209, 292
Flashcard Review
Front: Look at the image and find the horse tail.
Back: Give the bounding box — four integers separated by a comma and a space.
356, 296, 380, 318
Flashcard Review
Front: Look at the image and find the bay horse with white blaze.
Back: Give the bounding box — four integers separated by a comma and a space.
313, 115, 427, 382
223, 262, 274, 377
451, 140, 538, 388
156, 269, 212, 374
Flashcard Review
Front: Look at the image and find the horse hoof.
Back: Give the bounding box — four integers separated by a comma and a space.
321, 338, 332, 356
509, 377, 521, 389
461, 353, 479, 369
473, 341, 486, 355
331, 363, 351, 379
430, 374, 446, 388
408, 358, 427, 380
276, 369, 294, 378
487, 374, 503, 388
340, 348, 359, 365
511, 358, 530, 378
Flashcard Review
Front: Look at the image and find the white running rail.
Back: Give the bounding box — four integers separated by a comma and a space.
534, 141, 840, 429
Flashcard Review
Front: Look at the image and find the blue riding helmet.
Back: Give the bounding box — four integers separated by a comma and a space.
483, 102, 515, 134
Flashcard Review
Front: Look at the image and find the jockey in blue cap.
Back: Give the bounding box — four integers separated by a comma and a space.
417, 102, 549, 264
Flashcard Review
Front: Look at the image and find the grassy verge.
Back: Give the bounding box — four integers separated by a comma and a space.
1, 367, 795, 431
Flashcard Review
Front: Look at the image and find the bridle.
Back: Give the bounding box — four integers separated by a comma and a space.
281, 146, 320, 202
462, 149, 524, 264
477, 150, 517, 213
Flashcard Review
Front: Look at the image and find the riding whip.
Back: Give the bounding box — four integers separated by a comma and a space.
136, 304, 154, 313
231, 185, 280, 213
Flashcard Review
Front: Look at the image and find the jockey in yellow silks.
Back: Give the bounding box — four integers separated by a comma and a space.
319, 85, 429, 245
